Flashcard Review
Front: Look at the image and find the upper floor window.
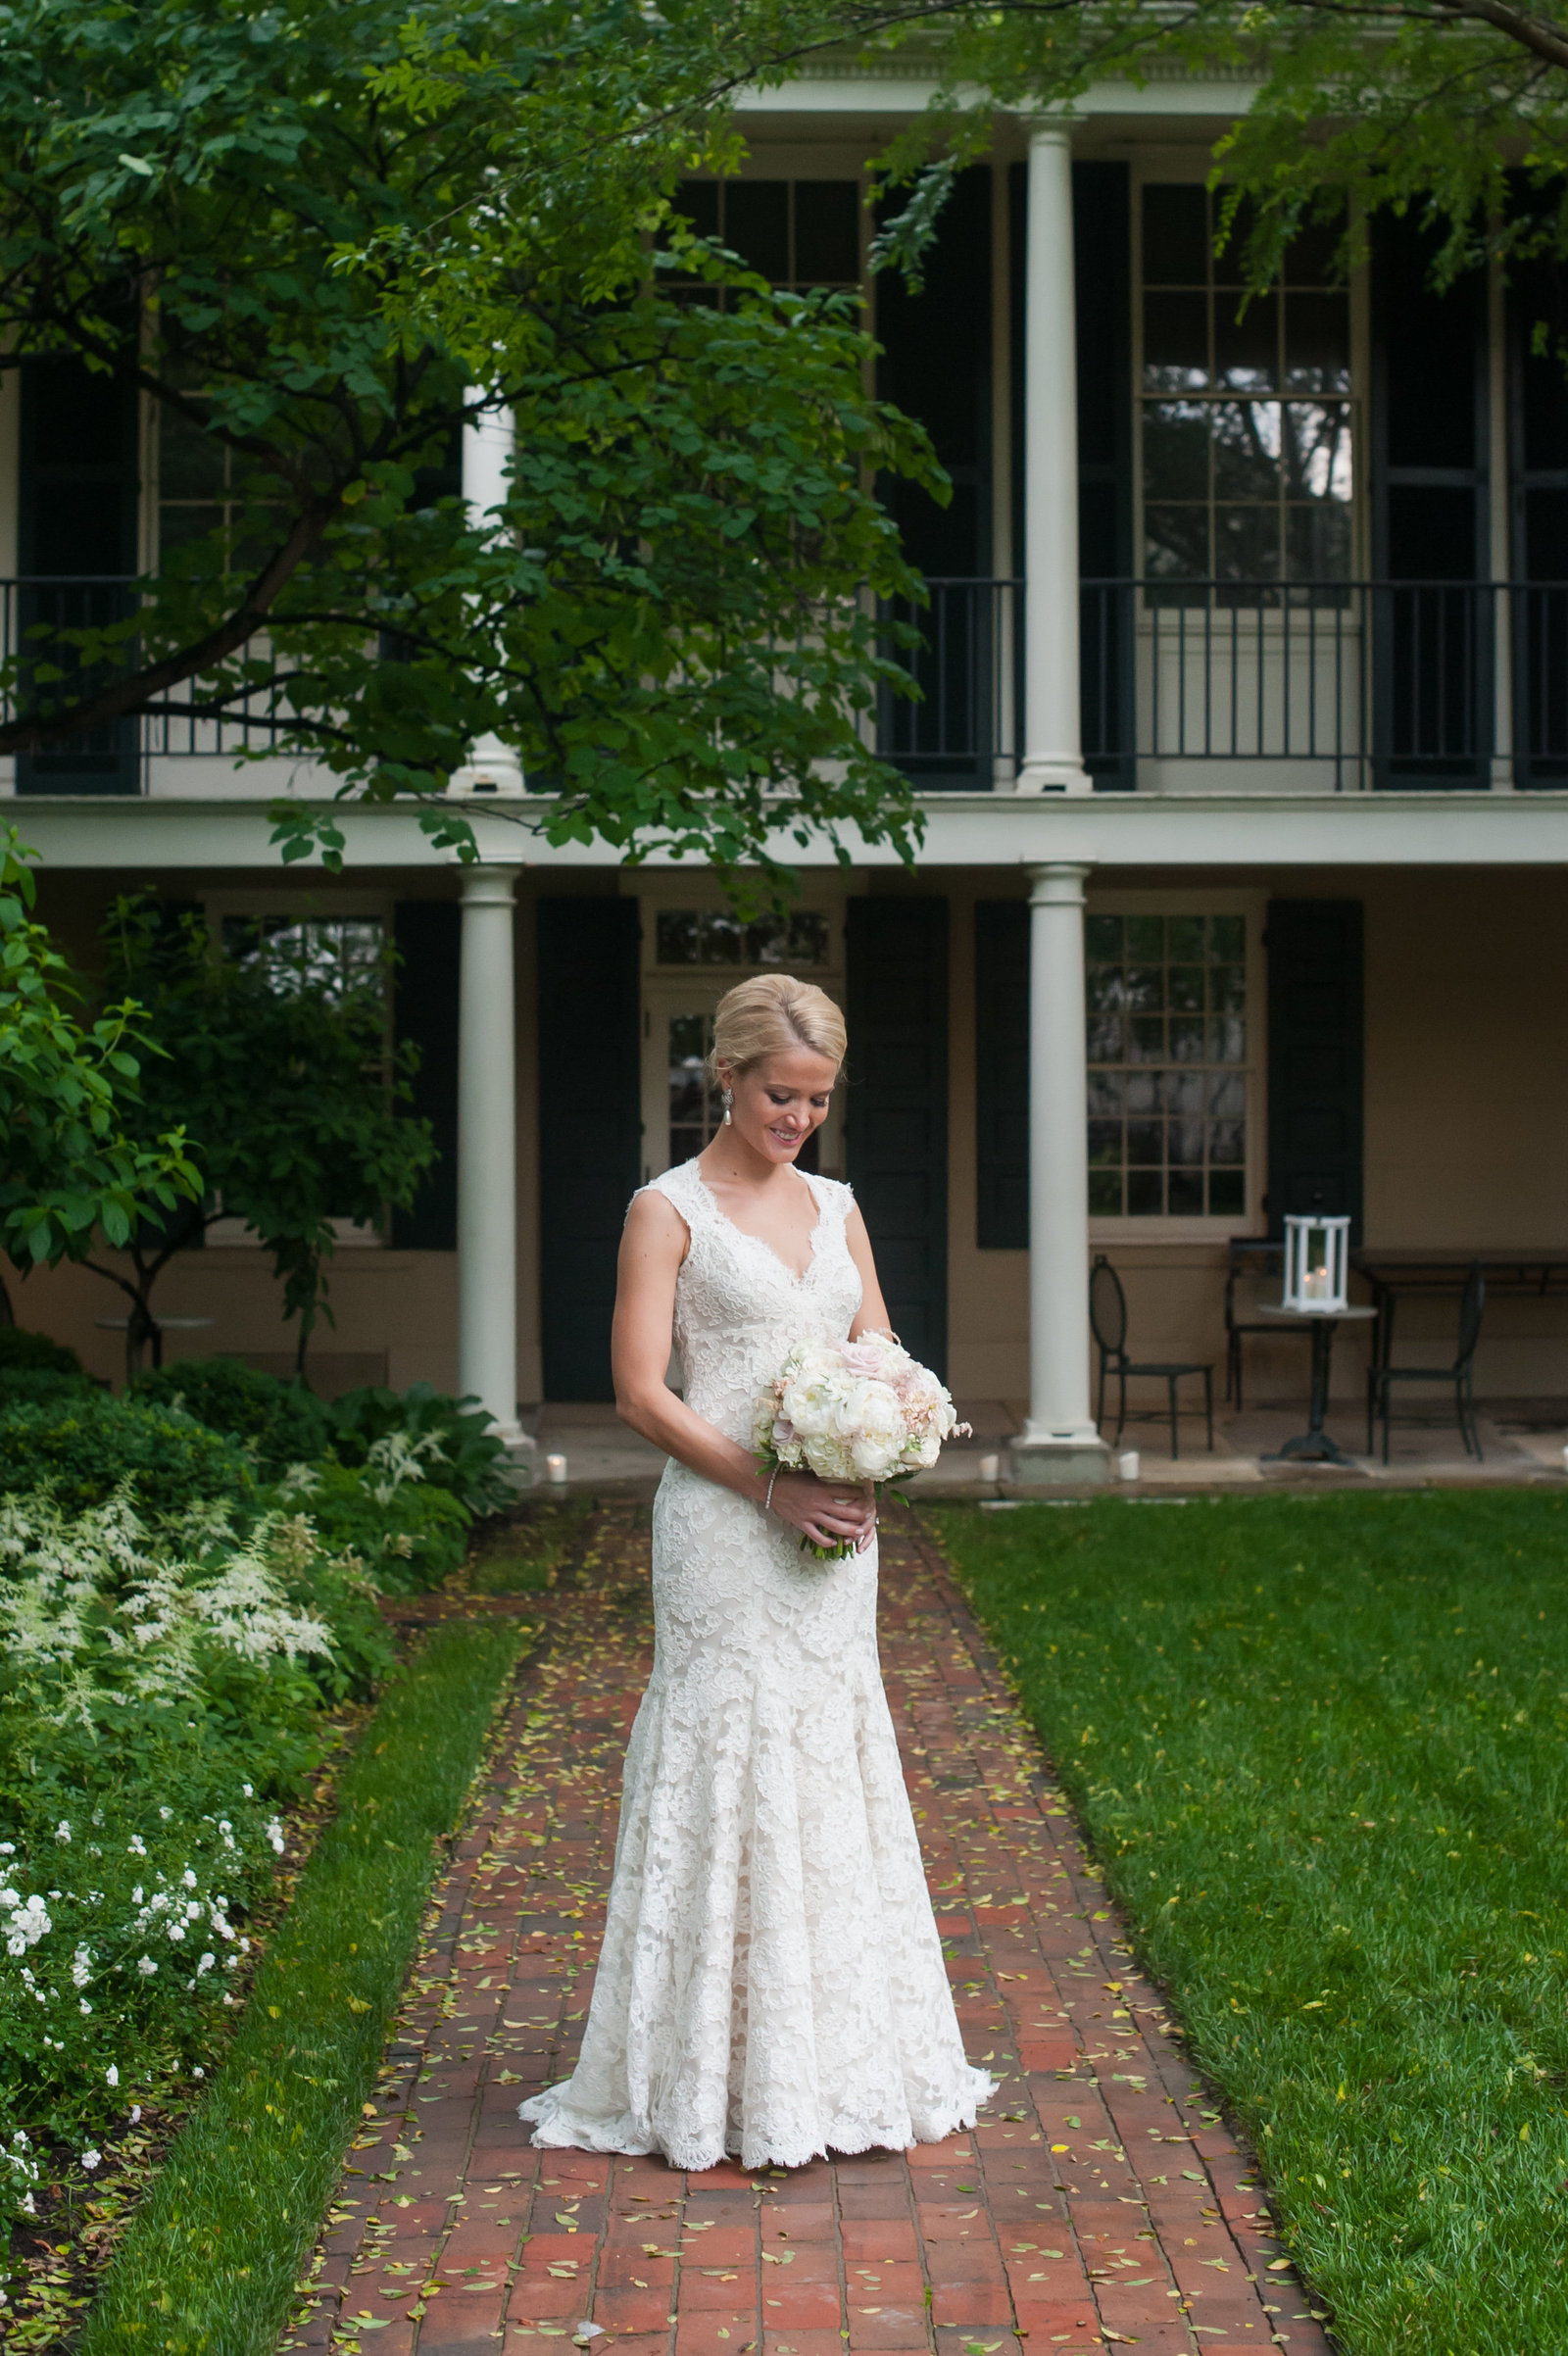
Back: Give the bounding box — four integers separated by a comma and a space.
159, 401, 277, 568
670, 181, 860, 297
1141, 186, 1353, 600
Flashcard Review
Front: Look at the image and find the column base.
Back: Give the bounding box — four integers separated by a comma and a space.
493, 1427, 538, 1491
1014, 759, 1094, 796
449, 734, 527, 796
1007, 1432, 1112, 1489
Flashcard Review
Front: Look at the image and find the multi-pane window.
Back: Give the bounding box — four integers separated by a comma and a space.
1086, 914, 1248, 1218
668, 1011, 721, 1166
655, 908, 830, 967
220, 914, 388, 1007
159, 404, 275, 567
1142, 187, 1352, 599
670, 181, 860, 296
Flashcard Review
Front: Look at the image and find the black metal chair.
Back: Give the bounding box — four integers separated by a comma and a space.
1223, 1239, 1313, 1410
1090, 1254, 1214, 1458
1366, 1262, 1486, 1463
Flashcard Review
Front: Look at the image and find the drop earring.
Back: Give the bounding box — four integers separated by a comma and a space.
721, 1087, 733, 1126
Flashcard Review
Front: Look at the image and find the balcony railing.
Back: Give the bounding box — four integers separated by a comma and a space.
6, 574, 1568, 796
878, 577, 1568, 791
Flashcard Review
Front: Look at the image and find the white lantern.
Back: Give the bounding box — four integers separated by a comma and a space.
1281, 1214, 1350, 1313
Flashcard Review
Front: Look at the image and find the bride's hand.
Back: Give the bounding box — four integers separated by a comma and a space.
765, 1470, 876, 1552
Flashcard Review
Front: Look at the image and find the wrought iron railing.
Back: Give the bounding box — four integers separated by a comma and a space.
875, 577, 1022, 787
1079, 578, 1568, 791
6, 573, 1568, 795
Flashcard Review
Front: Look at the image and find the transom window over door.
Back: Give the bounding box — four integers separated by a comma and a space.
1086, 913, 1249, 1219
1141, 186, 1354, 600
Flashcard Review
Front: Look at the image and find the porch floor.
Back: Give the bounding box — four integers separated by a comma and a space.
520, 1399, 1568, 1497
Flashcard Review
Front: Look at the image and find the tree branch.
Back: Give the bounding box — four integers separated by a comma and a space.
0, 504, 339, 758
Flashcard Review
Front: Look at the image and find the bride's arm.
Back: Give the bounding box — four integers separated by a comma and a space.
612, 1191, 875, 1551
843, 1204, 895, 1344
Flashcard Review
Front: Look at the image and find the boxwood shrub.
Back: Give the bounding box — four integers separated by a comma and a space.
133, 1357, 334, 1478
0, 1393, 253, 1515
0, 1326, 84, 1376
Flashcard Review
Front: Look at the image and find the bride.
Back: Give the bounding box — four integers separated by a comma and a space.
518, 971, 993, 2170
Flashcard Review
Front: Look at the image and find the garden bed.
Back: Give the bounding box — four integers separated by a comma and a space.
931, 1488, 1568, 2356
0, 1341, 527, 2334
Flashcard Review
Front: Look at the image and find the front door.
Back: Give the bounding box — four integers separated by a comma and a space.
641, 986, 830, 1183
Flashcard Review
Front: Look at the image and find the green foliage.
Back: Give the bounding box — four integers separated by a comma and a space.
0, 1392, 253, 1517
133, 1358, 335, 1480
0, 0, 938, 882
265, 1459, 470, 1594
0, 828, 200, 1269
328, 1380, 516, 1515
94, 900, 434, 1361
866, 5, 1568, 300
0, 1492, 370, 2234
0, 1327, 84, 1376
934, 1491, 1568, 2356
78, 1613, 525, 2356
0, 1365, 99, 1409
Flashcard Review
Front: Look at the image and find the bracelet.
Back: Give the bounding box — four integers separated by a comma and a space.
764, 1468, 779, 1514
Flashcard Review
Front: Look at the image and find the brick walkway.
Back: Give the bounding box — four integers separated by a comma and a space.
282, 1507, 1334, 2356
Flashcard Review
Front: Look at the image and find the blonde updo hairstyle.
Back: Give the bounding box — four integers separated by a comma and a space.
708, 973, 847, 1088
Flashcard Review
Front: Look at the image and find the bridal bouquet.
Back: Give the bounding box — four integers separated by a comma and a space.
755, 1331, 971, 1557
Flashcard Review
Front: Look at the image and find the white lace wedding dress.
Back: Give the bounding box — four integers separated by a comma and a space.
518, 1158, 993, 2171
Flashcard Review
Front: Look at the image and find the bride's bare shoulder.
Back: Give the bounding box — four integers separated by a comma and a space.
622, 1182, 691, 1260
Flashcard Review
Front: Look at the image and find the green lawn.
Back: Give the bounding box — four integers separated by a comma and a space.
930, 1490, 1568, 2356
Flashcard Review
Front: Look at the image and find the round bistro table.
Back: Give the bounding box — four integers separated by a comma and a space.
1255, 1301, 1379, 1467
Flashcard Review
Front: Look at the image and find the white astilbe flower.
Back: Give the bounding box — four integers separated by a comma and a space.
365, 1428, 448, 1505
0, 1491, 334, 1728
273, 1461, 323, 1502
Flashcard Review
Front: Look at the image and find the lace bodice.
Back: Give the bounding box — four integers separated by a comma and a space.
645, 1159, 863, 1447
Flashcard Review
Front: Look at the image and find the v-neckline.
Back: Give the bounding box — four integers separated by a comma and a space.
691, 1163, 827, 1286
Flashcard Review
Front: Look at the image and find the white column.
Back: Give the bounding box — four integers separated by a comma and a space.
457, 865, 531, 1469
1008, 861, 1109, 1484
1016, 122, 1092, 798
449, 396, 526, 796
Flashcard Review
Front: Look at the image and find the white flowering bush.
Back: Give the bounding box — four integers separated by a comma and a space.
0, 1487, 393, 2249
755, 1332, 970, 1556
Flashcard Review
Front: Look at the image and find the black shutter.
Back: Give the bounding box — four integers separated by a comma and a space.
537, 898, 641, 1401
875, 167, 993, 788
1265, 901, 1364, 1242
1073, 161, 1135, 790
844, 897, 949, 1374
18, 351, 140, 796
1371, 216, 1490, 787
391, 901, 460, 1251
974, 899, 1029, 1250
1505, 221, 1568, 786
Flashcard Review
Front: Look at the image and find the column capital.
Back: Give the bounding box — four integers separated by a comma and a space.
1027, 860, 1094, 907
1022, 114, 1078, 148
455, 861, 521, 905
